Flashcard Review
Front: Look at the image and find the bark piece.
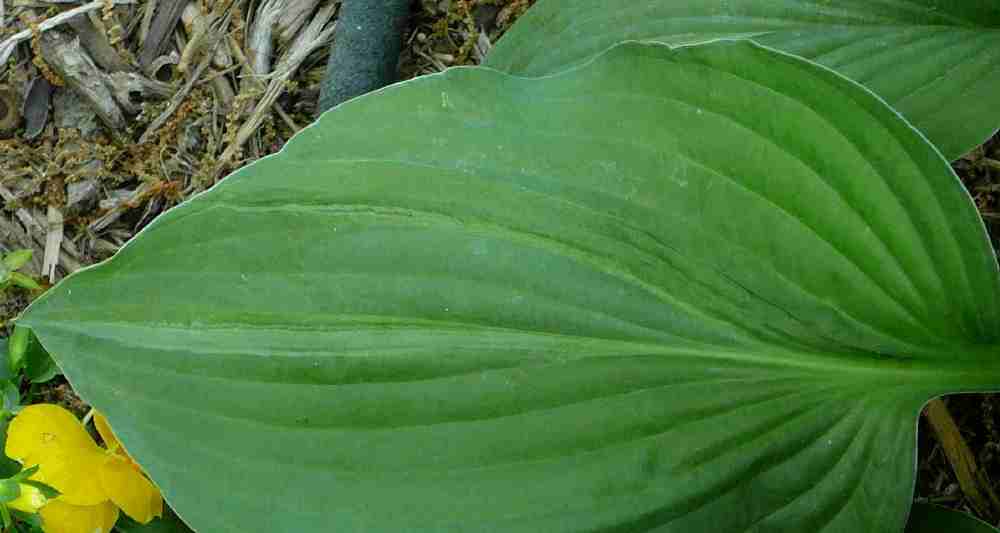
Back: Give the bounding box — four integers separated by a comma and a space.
68, 14, 135, 73
275, 0, 321, 44
91, 184, 150, 232
108, 71, 173, 114
66, 179, 101, 217
53, 86, 100, 139
148, 51, 180, 81
138, 0, 186, 73
38, 29, 126, 136
22, 77, 53, 140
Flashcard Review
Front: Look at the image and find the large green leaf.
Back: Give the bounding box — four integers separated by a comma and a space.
906, 504, 1000, 532
18, 41, 1000, 532
485, 0, 1000, 161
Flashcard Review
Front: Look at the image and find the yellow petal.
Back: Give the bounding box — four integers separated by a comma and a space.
39, 500, 119, 533
99, 456, 163, 524
5, 405, 107, 506
6, 405, 99, 461
31, 448, 108, 507
7, 483, 47, 513
92, 413, 121, 456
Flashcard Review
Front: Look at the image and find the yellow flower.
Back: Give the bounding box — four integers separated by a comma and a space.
4, 405, 163, 533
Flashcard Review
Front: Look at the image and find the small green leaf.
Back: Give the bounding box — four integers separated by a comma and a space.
7, 273, 40, 291
19, 480, 58, 500
23, 350, 58, 384
7, 328, 29, 375
11, 466, 39, 484
2, 251, 32, 272
0, 503, 11, 530
0, 422, 22, 479
8, 327, 60, 384
906, 504, 1000, 532
0, 340, 11, 383
0, 479, 21, 504
0, 467, 60, 506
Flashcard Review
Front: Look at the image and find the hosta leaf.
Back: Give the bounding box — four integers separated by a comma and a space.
906, 504, 1000, 532
19, 41, 1000, 532
485, 0, 1000, 161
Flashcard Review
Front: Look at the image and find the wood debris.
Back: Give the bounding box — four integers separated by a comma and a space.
37, 29, 127, 135
925, 398, 1000, 521
247, 0, 282, 75
69, 13, 135, 73
0, 0, 533, 300
22, 77, 53, 139
218, 2, 334, 169
0, 86, 19, 137
179, 1, 230, 70
0, 0, 355, 285
275, 0, 320, 45
137, 0, 184, 72
137, 10, 229, 144
0, 0, 136, 71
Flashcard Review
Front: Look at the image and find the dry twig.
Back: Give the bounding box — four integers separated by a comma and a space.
925, 398, 1000, 521
138, 0, 185, 72
217, 2, 335, 170
247, 0, 284, 75
179, 1, 231, 70
275, 0, 321, 45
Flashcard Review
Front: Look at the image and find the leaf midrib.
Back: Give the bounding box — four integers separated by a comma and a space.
30, 312, 1000, 391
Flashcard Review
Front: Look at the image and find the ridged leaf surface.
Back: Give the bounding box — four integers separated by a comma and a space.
20, 41, 1000, 532
485, 0, 1000, 160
